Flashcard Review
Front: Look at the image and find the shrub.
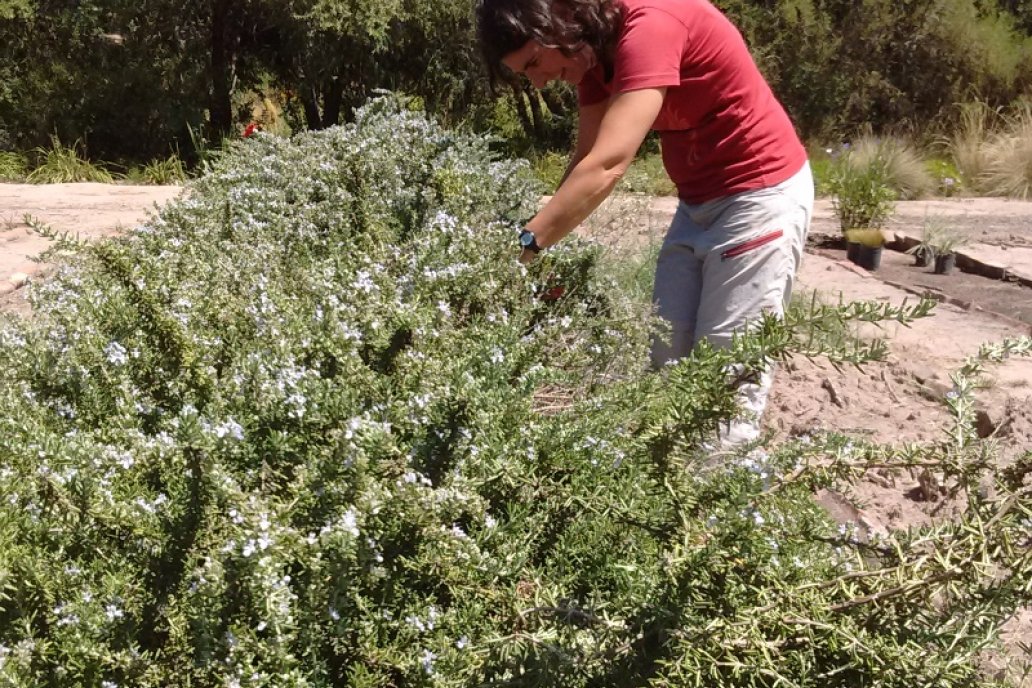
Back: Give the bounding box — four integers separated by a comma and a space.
26, 137, 114, 184
828, 147, 897, 232
0, 95, 1029, 687
0, 151, 27, 181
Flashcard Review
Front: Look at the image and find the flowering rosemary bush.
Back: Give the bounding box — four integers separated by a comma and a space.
1, 97, 1030, 687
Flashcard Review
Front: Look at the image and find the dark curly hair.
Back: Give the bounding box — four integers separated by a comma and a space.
476, 0, 624, 90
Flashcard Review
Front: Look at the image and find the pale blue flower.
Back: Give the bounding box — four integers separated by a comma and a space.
104, 341, 129, 366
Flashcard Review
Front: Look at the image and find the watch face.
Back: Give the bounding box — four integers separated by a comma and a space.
520, 231, 534, 247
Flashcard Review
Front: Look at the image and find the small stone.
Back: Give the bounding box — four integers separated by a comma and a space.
9, 272, 29, 288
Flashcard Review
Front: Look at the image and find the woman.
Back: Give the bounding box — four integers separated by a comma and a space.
477, 0, 813, 448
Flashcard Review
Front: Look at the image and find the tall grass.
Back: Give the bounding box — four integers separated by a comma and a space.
980, 102, 1032, 200
0, 151, 28, 181
126, 154, 188, 185
947, 101, 996, 191
27, 137, 113, 184
847, 133, 934, 199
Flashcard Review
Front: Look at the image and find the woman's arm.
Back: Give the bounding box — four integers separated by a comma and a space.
556, 99, 608, 189
522, 87, 665, 257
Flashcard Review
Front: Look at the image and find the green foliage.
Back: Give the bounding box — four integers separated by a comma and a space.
26, 138, 114, 184
0, 151, 27, 181
807, 146, 837, 197
531, 150, 568, 191
722, 0, 1032, 141
621, 153, 678, 197
828, 147, 897, 232
126, 154, 189, 185
0, 0, 31, 17
925, 157, 963, 197
2, 0, 1032, 164
0, 1, 210, 162
0, 97, 1029, 687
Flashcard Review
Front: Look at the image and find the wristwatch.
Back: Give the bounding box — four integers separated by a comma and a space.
519, 229, 542, 253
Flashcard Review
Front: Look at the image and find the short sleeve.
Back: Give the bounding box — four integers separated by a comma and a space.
611, 7, 687, 94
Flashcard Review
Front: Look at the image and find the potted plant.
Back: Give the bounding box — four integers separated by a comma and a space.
829, 151, 896, 270
905, 215, 948, 268
928, 231, 965, 274
844, 228, 886, 271
925, 229, 968, 275
906, 242, 934, 267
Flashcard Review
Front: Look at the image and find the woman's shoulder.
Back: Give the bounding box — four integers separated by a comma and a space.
619, 0, 724, 28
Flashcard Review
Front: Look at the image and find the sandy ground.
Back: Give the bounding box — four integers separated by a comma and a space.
2, 183, 1031, 680
0, 183, 181, 296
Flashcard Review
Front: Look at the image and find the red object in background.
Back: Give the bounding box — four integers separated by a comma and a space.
541, 285, 566, 302
242, 122, 261, 138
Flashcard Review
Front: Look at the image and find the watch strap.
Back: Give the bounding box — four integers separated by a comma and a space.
519, 229, 542, 253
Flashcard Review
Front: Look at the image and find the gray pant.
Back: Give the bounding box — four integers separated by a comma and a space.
651, 162, 814, 447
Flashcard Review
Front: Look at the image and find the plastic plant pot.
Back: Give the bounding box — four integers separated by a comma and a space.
934, 252, 956, 275
855, 244, 883, 271
846, 241, 861, 264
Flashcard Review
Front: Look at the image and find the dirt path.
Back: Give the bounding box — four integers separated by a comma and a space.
2, 182, 1031, 680
0, 183, 182, 302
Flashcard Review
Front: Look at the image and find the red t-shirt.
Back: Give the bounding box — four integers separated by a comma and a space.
578, 0, 807, 204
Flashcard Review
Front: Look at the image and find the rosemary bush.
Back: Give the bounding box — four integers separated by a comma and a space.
0, 97, 1029, 688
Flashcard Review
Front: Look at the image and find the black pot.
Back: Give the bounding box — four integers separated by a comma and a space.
913, 250, 932, 268
934, 253, 956, 275
854, 244, 883, 271
846, 241, 861, 263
